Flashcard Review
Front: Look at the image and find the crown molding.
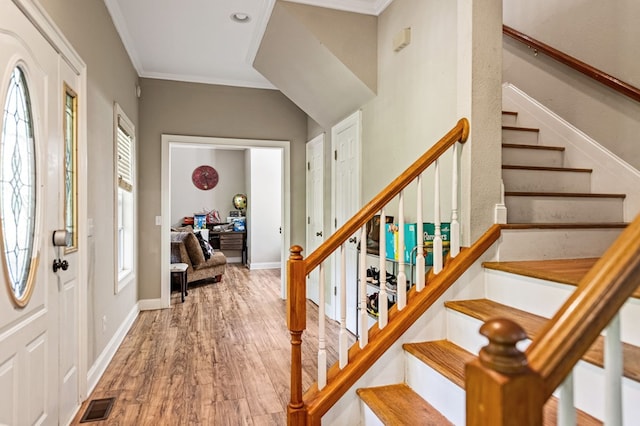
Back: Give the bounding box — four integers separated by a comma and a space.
103, 0, 145, 74
141, 71, 277, 90
283, 0, 393, 16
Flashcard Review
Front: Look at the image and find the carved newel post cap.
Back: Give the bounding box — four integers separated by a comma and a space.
479, 318, 529, 375
289, 245, 303, 261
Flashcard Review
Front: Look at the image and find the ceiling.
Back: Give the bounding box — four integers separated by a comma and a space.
104, 0, 392, 90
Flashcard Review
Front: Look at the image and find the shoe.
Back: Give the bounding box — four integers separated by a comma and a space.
365, 267, 373, 283
366, 267, 379, 284
366, 292, 379, 317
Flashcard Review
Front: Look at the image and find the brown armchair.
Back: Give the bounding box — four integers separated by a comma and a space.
171, 229, 226, 284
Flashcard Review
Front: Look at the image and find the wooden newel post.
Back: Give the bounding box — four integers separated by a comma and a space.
466, 319, 544, 426
287, 245, 307, 425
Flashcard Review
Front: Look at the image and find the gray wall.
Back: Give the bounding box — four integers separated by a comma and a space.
503, 0, 640, 169
138, 78, 308, 299
39, 0, 139, 367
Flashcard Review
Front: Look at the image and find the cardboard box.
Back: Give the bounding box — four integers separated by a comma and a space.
385, 222, 451, 265
422, 222, 450, 266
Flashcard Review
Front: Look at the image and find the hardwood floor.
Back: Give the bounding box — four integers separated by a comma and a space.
72, 264, 352, 425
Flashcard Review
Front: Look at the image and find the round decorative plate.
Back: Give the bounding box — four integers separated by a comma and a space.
191, 165, 219, 190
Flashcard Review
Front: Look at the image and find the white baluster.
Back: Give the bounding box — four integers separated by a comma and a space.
450, 143, 460, 257
605, 314, 623, 426
317, 263, 326, 389
433, 159, 443, 274
379, 209, 388, 328
416, 175, 425, 291
397, 191, 407, 310
557, 371, 576, 426
339, 244, 348, 368
359, 225, 368, 349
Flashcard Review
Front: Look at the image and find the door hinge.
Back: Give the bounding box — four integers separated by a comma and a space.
334, 150, 337, 160
335, 218, 337, 228
334, 286, 337, 296
308, 216, 311, 224
307, 161, 310, 170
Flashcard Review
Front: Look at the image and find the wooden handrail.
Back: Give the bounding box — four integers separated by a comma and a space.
287, 118, 470, 425
526, 213, 640, 397
305, 118, 469, 273
305, 225, 502, 424
503, 25, 640, 103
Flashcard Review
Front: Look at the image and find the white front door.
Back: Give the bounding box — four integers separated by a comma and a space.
57, 61, 82, 424
0, 3, 81, 424
332, 111, 361, 334
306, 134, 324, 304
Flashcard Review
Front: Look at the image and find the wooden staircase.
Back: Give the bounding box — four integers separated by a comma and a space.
354, 110, 639, 424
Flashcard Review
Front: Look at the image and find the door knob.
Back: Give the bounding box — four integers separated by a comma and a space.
348, 237, 357, 243
52, 259, 69, 273
316, 231, 323, 237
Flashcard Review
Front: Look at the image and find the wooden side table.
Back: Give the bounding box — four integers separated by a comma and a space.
170, 263, 188, 303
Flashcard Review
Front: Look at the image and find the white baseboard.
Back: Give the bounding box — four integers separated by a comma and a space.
86, 304, 139, 394
138, 298, 165, 311
249, 261, 280, 270
226, 256, 242, 263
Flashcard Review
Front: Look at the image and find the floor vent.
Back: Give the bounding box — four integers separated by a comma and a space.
79, 397, 115, 423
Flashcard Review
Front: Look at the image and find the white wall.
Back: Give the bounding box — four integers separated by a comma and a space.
247, 148, 282, 269
170, 146, 246, 225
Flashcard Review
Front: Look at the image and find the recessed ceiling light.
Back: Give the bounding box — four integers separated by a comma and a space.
231, 12, 251, 23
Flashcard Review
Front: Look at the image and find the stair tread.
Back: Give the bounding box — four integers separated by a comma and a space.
505, 191, 626, 198
503, 125, 540, 132
403, 339, 601, 425
502, 110, 518, 116
357, 383, 453, 425
445, 298, 640, 382
483, 258, 640, 299
501, 223, 628, 230
403, 340, 474, 388
502, 143, 564, 151
503, 165, 592, 173
483, 258, 597, 286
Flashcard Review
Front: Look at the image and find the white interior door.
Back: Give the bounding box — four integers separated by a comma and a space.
0, 3, 80, 424
332, 111, 361, 334
306, 134, 324, 304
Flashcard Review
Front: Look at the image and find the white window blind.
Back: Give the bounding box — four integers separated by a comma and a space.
117, 116, 133, 192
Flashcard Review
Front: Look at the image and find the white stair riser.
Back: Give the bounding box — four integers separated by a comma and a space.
503, 169, 591, 193
362, 405, 384, 426
505, 196, 624, 223
502, 113, 518, 126
484, 269, 640, 344
621, 298, 640, 346
446, 308, 640, 424
502, 128, 539, 145
568, 361, 640, 423
484, 269, 574, 317
496, 228, 624, 261
502, 147, 564, 167
405, 353, 465, 425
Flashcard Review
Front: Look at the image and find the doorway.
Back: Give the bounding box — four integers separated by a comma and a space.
160, 135, 291, 306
